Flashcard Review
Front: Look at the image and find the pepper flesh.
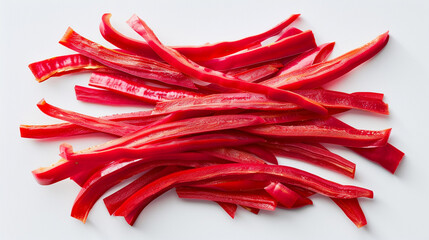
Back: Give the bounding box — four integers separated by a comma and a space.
126, 14, 327, 115
75, 85, 150, 106
59, 27, 196, 89
331, 198, 367, 228
199, 30, 317, 71
113, 163, 373, 225
261, 32, 389, 89
89, 73, 202, 104
101, 13, 300, 62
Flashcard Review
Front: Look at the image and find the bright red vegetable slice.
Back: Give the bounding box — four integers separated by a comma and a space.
62, 131, 265, 163
242, 124, 391, 148
260, 32, 389, 89
101, 13, 300, 62
199, 30, 317, 71
114, 163, 373, 225
307, 117, 404, 173
28, 54, 108, 82
227, 63, 283, 83
37, 99, 141, 137
176, 187, 277, 211
236, 144, 278, 165
126, 14, 327, 115
89, 72, 202, 104
331, 198, 367, 228
276, 42, 335, 76
195, 179, 270, 192
59, 27, 197, 89
216, 202, 237, 219
264, 182, 304, 208
75, 85, 150, 106
200, 147, 266, 165
104, 166, 184, 215
267, 142, 356, 178
70, 152, 222, 223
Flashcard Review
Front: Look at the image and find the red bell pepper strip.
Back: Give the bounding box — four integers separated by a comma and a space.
236, 144, 278, 165
62, 131, 265, 163
101, 13, 300, 62
20, 110, 165, 139
200, 147, 266, 165
261, 32, 389, 89
127, 15, 327, 115
264, 182, 309, 208
295, 88, 389, 115
175, 187, 277, 211
242, 124, 391, 148
194, 179, 270, 192
75, 85, 150, 106
37, 99, 141, 137
70, 152, 222, 223
89, 73, 203, 104
351, 91, 384, 100
59, 27, 197, 89
276, 42, 335, 76
331, 198, 367, 228
216, 202, 237, 219
241, 206, 260, 214
28, 54, 109, 82
227, 63, 283, 83
153, 90, 387, 115
267, 142, 355, 178
307, 117, 404, 173
114, 163, 373, 225
104, 166, 184, 215
226, 62, 283, 76
199, 30, 317, 71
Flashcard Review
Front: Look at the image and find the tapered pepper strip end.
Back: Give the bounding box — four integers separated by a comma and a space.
126, 14, 327, 115
32, 159, 71, 185
264, 182, 300, 208
331, 198, 367, 228
216, 202, 237, 219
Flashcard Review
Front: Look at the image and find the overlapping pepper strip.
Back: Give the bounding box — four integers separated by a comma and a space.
126, 14, 327, 115
58, 27, 197, 89
111, 163, 373, 225
260, 32, 389, 89
100, 13, 300, 62
74, 85, 151, 106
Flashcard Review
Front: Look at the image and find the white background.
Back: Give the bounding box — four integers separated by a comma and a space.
1, 0, 429, 239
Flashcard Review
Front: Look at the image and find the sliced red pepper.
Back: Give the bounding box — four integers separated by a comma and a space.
267, 142, 356, 178
194, 179, 270, 192
242, 124, 391, 148
295, 88, 389, 115
199, 30, 317, 71
201, 147, 266, 165
59, 27, 196, 89
127, 15, 327, 115
113, 163, 373, 225
236, 144, 278, 165
20, 110, 165, 139
70, 152, 223, 223
227, 63, 283, 83
261, 32, 389, 89
62, 131, 265, 163
331, 198, 367, 228
101, 13, 300, 62
264, 182, 303, 208
276, 42, 335, 76
216, 202, 237, 219
28, 54, 108, 82
75, 85, 150, 106
176, 187, 277, 211
307, 117, 404, 173
89, 73, 203, 104
277, 27, 304, 41
37, 99, 141, 137
104, 166, 184, 215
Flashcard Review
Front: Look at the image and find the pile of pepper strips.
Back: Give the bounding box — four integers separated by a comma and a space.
21, 13, 404, 228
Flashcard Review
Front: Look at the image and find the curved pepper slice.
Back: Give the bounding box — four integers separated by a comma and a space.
261, 32, 389, 89
89, 73, 203, 104
331, 198, 367, 228
199, 30, 317, 71
59, 27, 196, 89
100, 13, 300, 62
242, 124, 391, 148
75, 85, 150, 106
126, 14, 327, 115
113, 163, 373, 225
